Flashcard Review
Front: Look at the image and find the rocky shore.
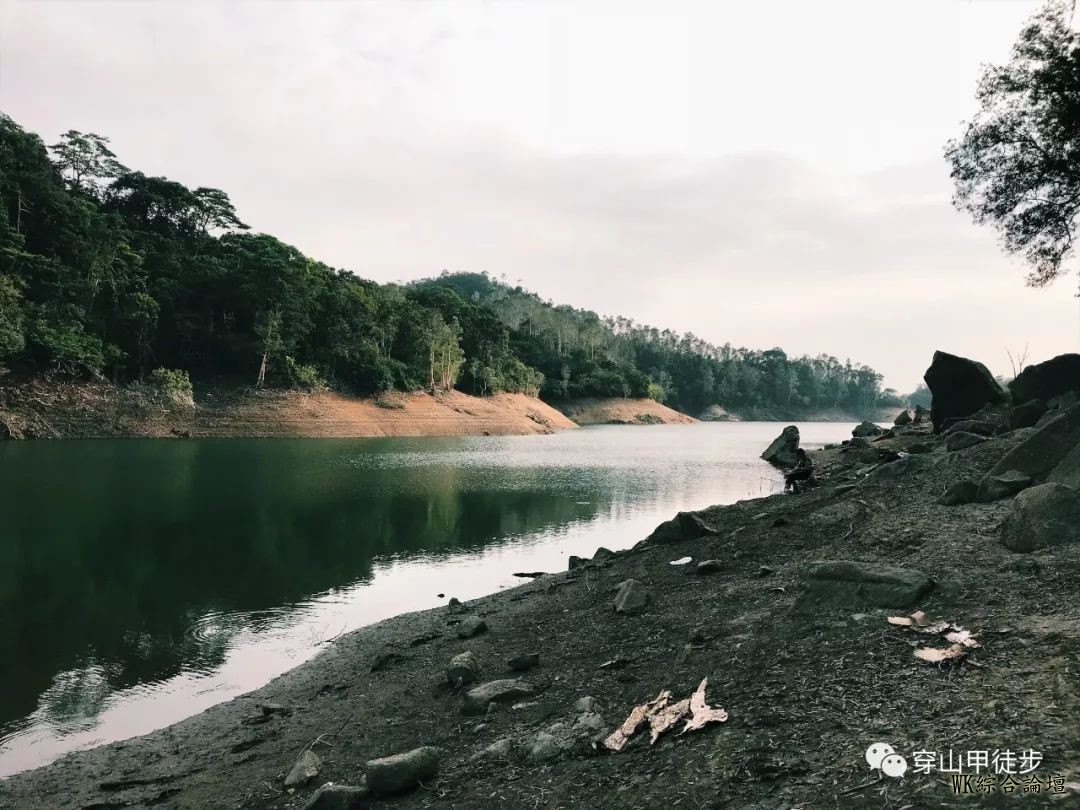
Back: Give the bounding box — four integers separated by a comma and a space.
6, 352, 1080, 808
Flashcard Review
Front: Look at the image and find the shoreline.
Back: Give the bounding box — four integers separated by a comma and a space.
4, 409, 1079, 807
0, 377, 901, 441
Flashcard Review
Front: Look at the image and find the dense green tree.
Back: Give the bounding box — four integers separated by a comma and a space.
0, 114, 892, 416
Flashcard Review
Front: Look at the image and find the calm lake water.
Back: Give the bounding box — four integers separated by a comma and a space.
0, 422, 853, 776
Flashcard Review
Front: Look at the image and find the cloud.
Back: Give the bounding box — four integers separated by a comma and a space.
3, 0, 1073, 391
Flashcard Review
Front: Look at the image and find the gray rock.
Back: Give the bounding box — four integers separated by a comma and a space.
572, 712, 606, 739
906, 442, 933, 454
643, 510, 717, 544
568, 555, 588, 570
894, 410, 912, 426
446, 650, 481, 687
976, 469, 1033, 503
1002, 483, 1080, 553
943, 419, 998, 436
848, 436, 871, 449
507, 652, 540, 672
462, 679, 534, 715
987, 403, 1080, 481
869, 457, 913, 479
945, 431, 987, 452
475, 737, 513, 761
574, 695, 596, 713
796, 560, 932, 611
365, 746, 439, 797
914, 404, 930, 423
852, 421, 884, 438
1050, 391, 1080, 410
301, 783, 368, 810
456, 616, 488, 639
1008, 353, 1080, 404
695, 559, 723, 575
761, 425, 800, 468
529, 732, 564, 763
924, 350, 1006, 432
592, 547, 615, 560
284, 749, 323, 787
1008, 400, 1047, 430
1049, 439, 1080, 490
937, 480, 978, 506
613, 579, 650, 614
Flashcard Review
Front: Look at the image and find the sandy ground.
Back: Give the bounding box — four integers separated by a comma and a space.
5, 415, 1080, 808
194, 390, 578, 438
553, 397, 697, 426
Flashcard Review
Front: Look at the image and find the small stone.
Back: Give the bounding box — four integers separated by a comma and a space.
613, 579, 650, 614
945, 431, 988, 452
689, 627, 706, 643
462, 679, 535, 715
507, 652, 540, 672
284, 749, 322, 787
695, 559, 722, 575
301, 783, 368, 810
572, 712, 606, 738
446, 650, 481, 687
574, 696, 596, 713
365, 746, 439, 797
475, 737, 513, 761
456, 616, 488, 639
937, 480, 978, 506
852, 421, 884, 438
448, 597, 461, 607
529, 732, 563, 762
757, 566, 775, 578
976, 469, 1033, 503
893, 410, 912, 426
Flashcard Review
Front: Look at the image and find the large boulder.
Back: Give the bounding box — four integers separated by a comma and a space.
613, 579, 650, 614
761, 425, 800, 468
1002, 483, 1080, 553
1008, 353, 1080, 405
794, 561, 932, 611
987, 403, 1080, 482
1008, 400, 1047, 431
923, 351, 1006, 433
893, 410, 912, 426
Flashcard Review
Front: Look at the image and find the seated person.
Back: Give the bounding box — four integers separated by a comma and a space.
784, 448, 815, 491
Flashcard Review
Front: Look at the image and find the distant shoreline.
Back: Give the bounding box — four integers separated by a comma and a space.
0, 377, 901, 440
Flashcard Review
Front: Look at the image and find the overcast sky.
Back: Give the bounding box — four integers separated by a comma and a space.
3, 0, 1076, 390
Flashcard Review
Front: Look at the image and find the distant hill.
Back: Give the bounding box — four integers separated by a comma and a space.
0, 114, 898, 418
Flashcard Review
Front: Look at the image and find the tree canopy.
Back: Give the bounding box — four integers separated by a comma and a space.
0, 113, 895, 416
946, 0, 1080, 286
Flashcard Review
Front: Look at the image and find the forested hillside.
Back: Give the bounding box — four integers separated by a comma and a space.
0, 114, 898, 416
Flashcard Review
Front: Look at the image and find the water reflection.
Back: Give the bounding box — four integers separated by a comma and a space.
0, 423, 849, 776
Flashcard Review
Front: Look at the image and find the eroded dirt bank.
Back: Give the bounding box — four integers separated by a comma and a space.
552, 397, 697, 426
0, 379, 577, 439
5, 409, 1080, 808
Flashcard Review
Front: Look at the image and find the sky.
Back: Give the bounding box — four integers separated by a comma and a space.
2, 0, 1076, 391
